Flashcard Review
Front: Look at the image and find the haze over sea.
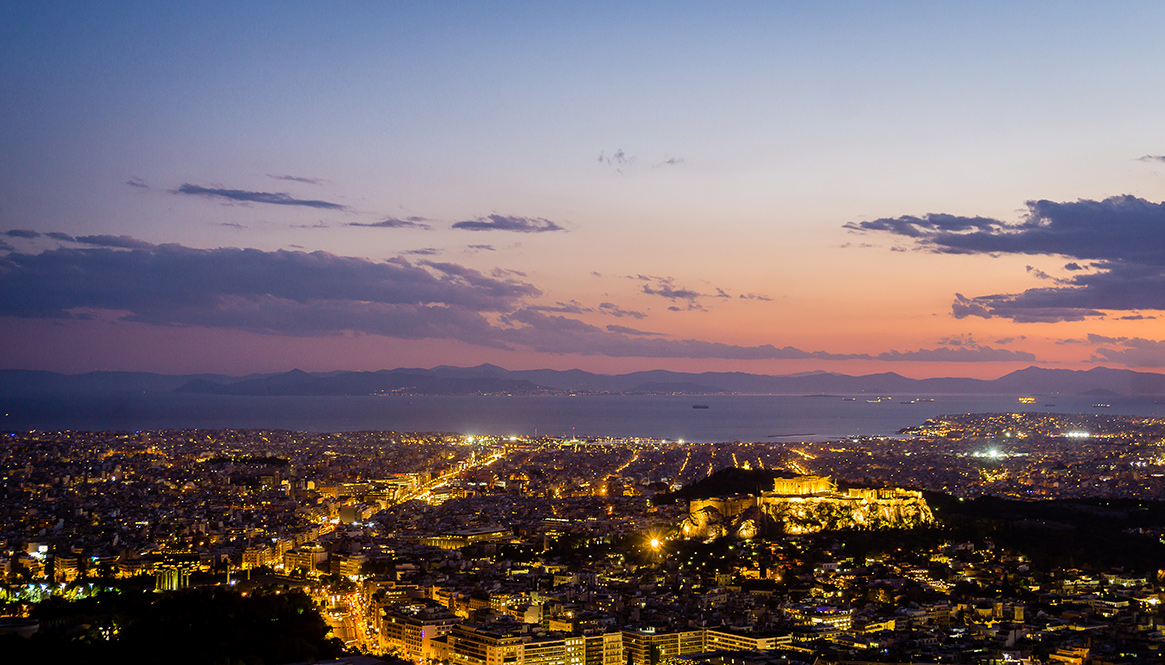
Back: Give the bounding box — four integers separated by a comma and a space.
4, 393, 1164, 442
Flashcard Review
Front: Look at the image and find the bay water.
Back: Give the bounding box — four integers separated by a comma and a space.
3, 393, 1164, 441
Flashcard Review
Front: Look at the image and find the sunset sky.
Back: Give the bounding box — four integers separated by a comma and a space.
2, 2, 1165, 378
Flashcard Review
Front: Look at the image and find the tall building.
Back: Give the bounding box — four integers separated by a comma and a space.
382, 602, 461, 660
584, 631, 623, 665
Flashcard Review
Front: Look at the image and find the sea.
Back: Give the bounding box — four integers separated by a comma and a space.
3, 393, 1165, 442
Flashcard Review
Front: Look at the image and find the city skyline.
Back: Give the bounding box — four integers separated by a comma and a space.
3, 2, 1165, 378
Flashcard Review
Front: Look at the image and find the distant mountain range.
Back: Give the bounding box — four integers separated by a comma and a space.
2, 364, 1165, 397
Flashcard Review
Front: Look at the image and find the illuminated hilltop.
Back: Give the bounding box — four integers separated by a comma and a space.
680, 473, 933, 540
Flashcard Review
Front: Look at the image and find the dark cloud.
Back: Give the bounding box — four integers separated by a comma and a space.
491, 267, 527, 278
498, 310, 1028, 362
266, 174, 322, 185
1026, 265, 1054, 281
659, 157, 684, 166
952, 292, 1104, 323
47, 232, 75, 241
0, 240, 1054, 363
606, 324, 663, 336
1136, 155, 1165, 163
844, 213, 1002, 239
452, 214, 564, 233
0, 244, 538, 342
220, 222, 246, 230
0, 239, 11, 252
1117, 314, 1157, 320
638, 276, 700, 302
526, 300, 592, 314
466, 244, 495, 252
403, 248, 440, 256
1087, 334, 1165, 367
739, 292, 772, 301
5, 229, 41, 239
126, 177, 148, 188
993, 337, 1024, 345
498, 309, 862, 360
896, 335, 1037, 362
598, 302, 647, 319
176, 183, 346, 210
874, 346, 1037, 362
75, 235, 157, 250
293, 222, 329, 229
349, 217, 431, 230
936, 334, 976, 347
849, 196, 1165, 322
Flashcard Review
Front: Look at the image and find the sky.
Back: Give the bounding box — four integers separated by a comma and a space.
2, 1, 1165, 378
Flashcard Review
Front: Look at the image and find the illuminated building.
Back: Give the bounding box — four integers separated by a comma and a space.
154, 566, 190, 591
420, 526, 512, 550
770, 475, 835, 496
443, 622, 586, 665
681, 475, 933, 539
621, 628, 705, 665
382, 602, 460, 660
284, 544, 327, 572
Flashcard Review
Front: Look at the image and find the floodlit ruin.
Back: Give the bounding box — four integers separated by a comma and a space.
680, 474, 933, 540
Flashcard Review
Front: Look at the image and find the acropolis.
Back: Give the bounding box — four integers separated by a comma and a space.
680, 474, 934, 540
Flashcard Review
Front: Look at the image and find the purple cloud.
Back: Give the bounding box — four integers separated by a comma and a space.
643, 282, 700, 301
635, 276, 701, 303
0, 240, 1051, 363
75, 235, 157, 250
1088, 334, 1165, 368
875, 346, 1036, 362
598, 149, 635, 173
452, 214, 564, 233
606, 324, 663, 336
176, 183, 346, 210
349, 217, 431, 230
848, 195, 1165, 322
526, 300, 592, 314
266, 174, 322, 184
598, 302, 647, 319
0, 244, 537, 337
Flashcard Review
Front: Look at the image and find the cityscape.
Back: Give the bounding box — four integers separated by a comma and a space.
3, 411, 1165, 664
5, 3, 1165, 665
